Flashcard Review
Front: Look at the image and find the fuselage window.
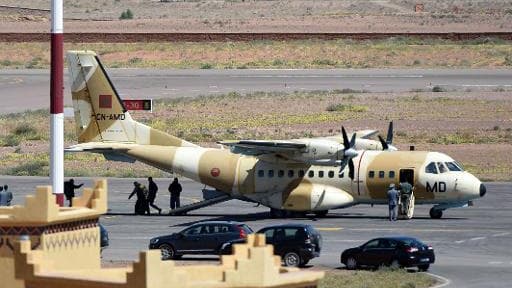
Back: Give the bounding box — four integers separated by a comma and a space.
425, 162, 438, 174
437, 162, 447, 173
445, 162, 462, 172
258, 170, 264, 177
369, 171, 375, 178
298, 170, 305, 177
318, 171, 324, 178
328, 171, 334, 178
278, 170, 285, 177
379, 171, 385, 178
389, 171, 395, 178
268, 170, 274, 178
308, 170, 314, 178
288, 170, 294, 178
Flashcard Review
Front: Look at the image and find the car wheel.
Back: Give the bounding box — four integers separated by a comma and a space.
283, 251, 301, 267
390, 259, 401, 269
346, 257, 358, 270
429, 208, 443, 219
159, 244, 176, 260
418, 264, 430, 271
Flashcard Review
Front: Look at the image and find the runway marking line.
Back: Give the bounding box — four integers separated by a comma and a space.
469, 236, 486, 241
316, 227, 343, 231
454, 240, 465, 244
489, 261, 503, 265
492, 232, 510, 237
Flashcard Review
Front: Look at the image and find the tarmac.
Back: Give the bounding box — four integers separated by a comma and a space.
1, 176, 511, 288
2, 68, 512, 114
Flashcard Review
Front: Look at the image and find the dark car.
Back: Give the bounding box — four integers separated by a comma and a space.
99, 223, 109, 250
340, 236, 435, 271
258, 224, 322, 267
149, 221, 253, 260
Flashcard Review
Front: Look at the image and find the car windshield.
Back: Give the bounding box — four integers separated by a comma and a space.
401, 238, 425, 248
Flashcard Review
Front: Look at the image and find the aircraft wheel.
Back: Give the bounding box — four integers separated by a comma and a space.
314, 210, 328, 218
429, 208, 443, 219
270, 208, 288, 218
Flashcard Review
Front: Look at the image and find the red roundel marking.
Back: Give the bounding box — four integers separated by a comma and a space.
210, 168, 221, 177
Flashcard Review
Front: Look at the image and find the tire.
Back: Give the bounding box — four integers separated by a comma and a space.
283, 251, 301, 267
429, 208, 443, 219
159, 244, 176, 260
418, 264, 430, 271
346, 257, 358, 270
314, 210, 328, 218
389, 259, 401, 269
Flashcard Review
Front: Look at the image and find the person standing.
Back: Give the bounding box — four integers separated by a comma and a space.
0, 185, 13, 206
64, 179, 83, 207
168, 177, 182, 211
129, 182, 150, 215
147, 177, 162, 214
399, 181, 413, 215
387, 183, 399, 221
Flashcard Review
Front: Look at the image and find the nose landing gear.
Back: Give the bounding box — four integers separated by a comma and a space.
429, 207, 443, 219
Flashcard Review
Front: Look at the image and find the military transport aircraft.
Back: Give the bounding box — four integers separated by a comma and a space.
65, 51, 486, 219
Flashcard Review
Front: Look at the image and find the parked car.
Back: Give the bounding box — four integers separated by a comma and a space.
340, 236, 435, 271
99, 223, 109, 252
149, 221, 253, 260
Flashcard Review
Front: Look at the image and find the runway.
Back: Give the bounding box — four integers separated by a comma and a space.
2, 176, 511, 288
1, 68, 512, 114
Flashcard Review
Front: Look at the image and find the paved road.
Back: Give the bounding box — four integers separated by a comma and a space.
1, 69, 512, 114
1, 176, 511, 288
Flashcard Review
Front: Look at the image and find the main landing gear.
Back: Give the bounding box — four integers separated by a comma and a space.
269, 208, 329, 218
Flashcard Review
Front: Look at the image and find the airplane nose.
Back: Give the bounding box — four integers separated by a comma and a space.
479, 183, 487, 197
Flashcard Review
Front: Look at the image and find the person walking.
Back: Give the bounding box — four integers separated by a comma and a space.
147, 177, 162, 214
168, 177, 182, 211
128, 182, 150, 215
387, 183, 399, 221
0, 185, 13, 206
64, 179, 83, 207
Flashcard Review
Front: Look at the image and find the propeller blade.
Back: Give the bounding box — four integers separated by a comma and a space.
386, 121, 393, 144
349, 132, 356, 148
378, 135, 389, 150
342, 126, 349, 149
348, 159, 355, 180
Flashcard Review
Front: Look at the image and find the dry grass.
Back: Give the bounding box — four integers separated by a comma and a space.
0, 90, 511, 180
319, 268, 436, 288
1, 39, 512, 69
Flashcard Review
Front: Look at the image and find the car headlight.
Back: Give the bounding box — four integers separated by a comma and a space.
151, 238, 159, 244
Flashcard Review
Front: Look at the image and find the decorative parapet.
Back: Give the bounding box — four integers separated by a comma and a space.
4, 180, 324, 288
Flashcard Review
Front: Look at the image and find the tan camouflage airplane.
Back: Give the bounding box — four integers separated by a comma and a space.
65, 51, 486, 219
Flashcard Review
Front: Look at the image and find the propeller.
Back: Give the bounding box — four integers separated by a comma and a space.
339, 126, 358, 180
378, 121, 395, 151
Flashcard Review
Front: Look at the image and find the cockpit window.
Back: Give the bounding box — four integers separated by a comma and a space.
437, 162, 448, 173
425, 162, 438, 174
445, 162, 462, 172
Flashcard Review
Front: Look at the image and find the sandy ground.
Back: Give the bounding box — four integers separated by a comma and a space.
0, 0, 511, 33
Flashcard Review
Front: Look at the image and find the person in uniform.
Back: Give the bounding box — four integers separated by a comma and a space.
64, 179, 83, 207
0, 185, 13, 206
387, 183, 399, 221
399, 181, 413, 215
147, 177, 162, 214
129, 182, 150, 215
168, 177, 182, 211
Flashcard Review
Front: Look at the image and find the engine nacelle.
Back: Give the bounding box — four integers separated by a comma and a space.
282, 183, 354, 211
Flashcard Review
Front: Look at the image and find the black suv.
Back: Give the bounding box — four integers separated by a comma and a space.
149, 221, 253, 260
340, 236, 435, 271
259, 224, 322, 267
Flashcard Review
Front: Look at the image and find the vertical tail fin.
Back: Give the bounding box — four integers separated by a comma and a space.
66, 51, 196, 147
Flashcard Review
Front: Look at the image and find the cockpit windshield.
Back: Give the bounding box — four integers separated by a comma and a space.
425, 162, 438, 174
445, 162, 464, 172
437, 162, 448, 173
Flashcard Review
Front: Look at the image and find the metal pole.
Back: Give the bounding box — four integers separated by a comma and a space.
50, 0, 64, 206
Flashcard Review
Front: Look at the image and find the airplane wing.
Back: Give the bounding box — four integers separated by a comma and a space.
217, 140, 307, 156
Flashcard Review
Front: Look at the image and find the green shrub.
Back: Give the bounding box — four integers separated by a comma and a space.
326, 104, 368, 112
200, 63, 213, 69
6, 160, 48, 176
119, 9, 134, 20
432, 85, 446, 92
0, 135, 21, 147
